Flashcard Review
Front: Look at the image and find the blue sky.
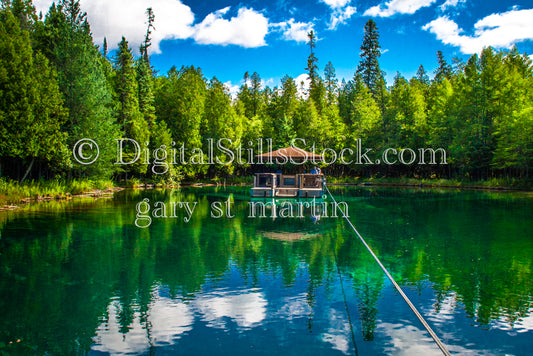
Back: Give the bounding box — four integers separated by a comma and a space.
34, 0, 533, 92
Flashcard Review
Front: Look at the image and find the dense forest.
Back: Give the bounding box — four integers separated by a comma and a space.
0, 0, 532, 184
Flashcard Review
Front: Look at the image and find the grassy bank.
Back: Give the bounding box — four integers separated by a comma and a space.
0, 178, 116, 206
2, 175, 531, 207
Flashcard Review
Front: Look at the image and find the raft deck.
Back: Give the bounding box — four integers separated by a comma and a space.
251, 173, 325, 198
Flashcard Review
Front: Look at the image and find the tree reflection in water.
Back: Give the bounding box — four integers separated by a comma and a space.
0, 187, 531, 355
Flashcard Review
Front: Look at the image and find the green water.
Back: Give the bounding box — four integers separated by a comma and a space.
0, 187, 532, 355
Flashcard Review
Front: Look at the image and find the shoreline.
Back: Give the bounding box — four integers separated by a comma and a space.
0, 187, 124, 211
2, 179, 531, 211
327, 181, 523, 191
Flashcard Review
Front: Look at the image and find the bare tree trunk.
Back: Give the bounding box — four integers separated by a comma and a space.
20, 158, 35, 183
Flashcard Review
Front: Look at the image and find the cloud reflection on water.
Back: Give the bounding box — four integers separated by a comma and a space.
92, 287, 267, 354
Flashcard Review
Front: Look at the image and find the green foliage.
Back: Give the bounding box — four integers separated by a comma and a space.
324, 61, 338, 105
357, 19, 383, 96
435, 50, 453, 82
349, 75, 382, 147
114, 37, 149, 175
33, 0, 118, 179
155, 66, 207, 178
0, 177, 115, 204
0, 7, 69, 177
0, 7, 532, 187
202, 77, 244, 176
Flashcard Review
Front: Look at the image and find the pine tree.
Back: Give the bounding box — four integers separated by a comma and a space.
140, 7, 155, 66
305, 31, 319, 89
250, 72, 262, 116
103, 37, 108, 58
435, 50, 452, 82
324, 61, 338, 105
305, 31, 325, 113
357, 19, 382, 96
135, 10, 178, 182
136, 10, 157, 129
415, 65, 430, 86
114, 37, 149, 175
237, 72, 253, 118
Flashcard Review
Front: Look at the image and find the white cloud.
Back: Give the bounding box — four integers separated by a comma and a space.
382, 48, 390, 54
194, 290, 267, 328
439, 0, 465, 11
92, 296, 193, 354
364, 0, 436, 17
321, 0, 352, 9
277, 294, 311, 319
329, 6, 357, 30
33, 1, 269, 52
295, 73, 311, 98
193, 7, 269, 47
34, 0, 195, 54
377, 322, 446, 355
278, 19, 315, 43
422, 9, 533, 54
320, 309, 352, 355
224, 81, 240, 99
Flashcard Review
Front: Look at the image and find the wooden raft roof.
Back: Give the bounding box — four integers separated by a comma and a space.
255, 147, 324, 162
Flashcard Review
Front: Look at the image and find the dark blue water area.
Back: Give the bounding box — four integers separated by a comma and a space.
88, 261, 532, 356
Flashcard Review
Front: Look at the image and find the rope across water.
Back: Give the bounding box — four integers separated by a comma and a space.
324, 183, 452, 356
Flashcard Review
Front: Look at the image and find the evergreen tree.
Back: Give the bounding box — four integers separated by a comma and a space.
114, 36, 149, 175
294, 99, 319, 143
338, 79, 355, 126
155, 66, 207, 177
9, 0, 37, 32
250, 72, 263, 116
306, 31, 325, 113
103, 37, 108, 58
324, 61, 338, 105
264, 76, 298, 147
349, 75, 382, 147
492, 47, 533, 177
237, 72, 253, 118
202, 78, 243, 175
139, 7, 155, 66
0, 7, 69, 179
357, 19, 382, 96
135, 10, 178, 183
415, 65, 430, 86
305, 31, 319, 89
435, 50, 452, 82
34, 0, 118, 179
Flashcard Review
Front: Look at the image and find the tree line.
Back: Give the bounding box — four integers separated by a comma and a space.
0, 0, 532, 183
